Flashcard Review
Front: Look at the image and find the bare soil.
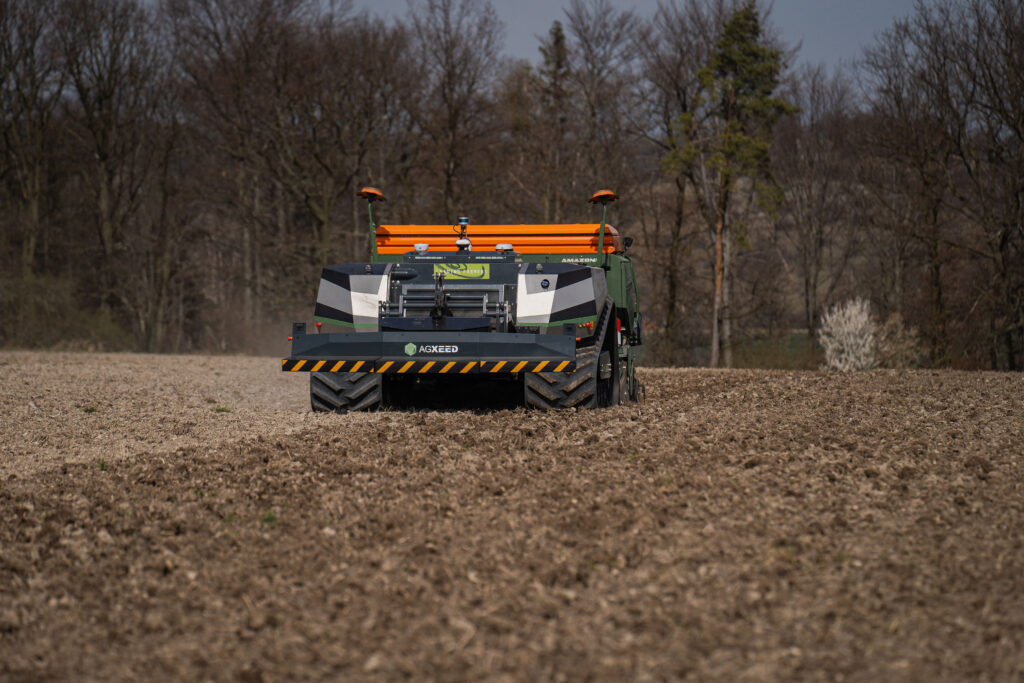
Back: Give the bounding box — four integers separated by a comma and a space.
1, 352, 1022, 681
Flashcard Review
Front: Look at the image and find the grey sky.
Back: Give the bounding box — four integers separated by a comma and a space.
352, 0, 920, 70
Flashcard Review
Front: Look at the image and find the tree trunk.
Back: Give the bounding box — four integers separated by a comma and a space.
803, 269, 814, 340
997, 254, 1018, 370
236, 169, 255, 326
95, 163, 118, 312
351, 185, 363, 261
665, 176, 685, 358
805, 218, 822, 341
722, 230, 733, 368
926, 232, 947, 366
20, 190, 41, 281
552, 146, 561, 223
444, 164, 455, 221
253, 181, 263, 326
710, 213, 723, 368
443, 127, 457, 219
710, 176, 729, 368
241, 218, 253, 326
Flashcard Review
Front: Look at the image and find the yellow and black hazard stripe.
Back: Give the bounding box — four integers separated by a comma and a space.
374, 359, 480, 374
478, 359, 575, 373
281, 359, 373, 373
283, 358, 576, 373
375, 359, 575, 373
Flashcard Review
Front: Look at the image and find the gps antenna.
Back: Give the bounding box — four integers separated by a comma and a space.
588, 189, 618, 264
357, 187, 386, 257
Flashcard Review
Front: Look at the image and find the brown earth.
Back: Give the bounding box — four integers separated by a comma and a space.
0, 352, 1022, 681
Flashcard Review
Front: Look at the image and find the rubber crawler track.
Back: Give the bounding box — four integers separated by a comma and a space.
524, 301, 613, 409
310, 371, 382, 412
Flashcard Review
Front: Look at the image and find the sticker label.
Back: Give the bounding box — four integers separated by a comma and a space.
433, 263, 490, 279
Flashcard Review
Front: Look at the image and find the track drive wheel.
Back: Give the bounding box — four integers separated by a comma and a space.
525, 302, 617, 410
310, 371, 382, 412
524, 342, 599, 409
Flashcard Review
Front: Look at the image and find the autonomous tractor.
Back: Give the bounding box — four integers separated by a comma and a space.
283, 188, 643, 410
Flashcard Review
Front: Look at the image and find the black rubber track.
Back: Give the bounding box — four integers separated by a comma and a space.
310, 372, 382, 412
524, 302, 613, 410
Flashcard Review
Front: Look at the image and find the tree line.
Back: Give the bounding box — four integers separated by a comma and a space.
1, 0, 1021, 369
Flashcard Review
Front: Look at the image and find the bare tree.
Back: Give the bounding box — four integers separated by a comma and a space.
862, 0, 1023, 368
57, 0, 164, 305
119, 94, 195, 351
631, 0, 731, 358
409, 0, 503, 219
0, 1, 64, 284
774, 64, 858, 342
936, 0, 1024, 368
166, 0, 312, 324
255, 13, 414, 264
861, 33, 955, 362
491, 19, 590, 224
563, 0, 637, 192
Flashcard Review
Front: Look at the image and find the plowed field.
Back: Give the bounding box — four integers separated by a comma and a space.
1, 352, 1022, 681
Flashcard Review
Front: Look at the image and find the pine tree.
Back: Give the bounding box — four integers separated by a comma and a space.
538, 20, 571, 221
669, 1, 795, 367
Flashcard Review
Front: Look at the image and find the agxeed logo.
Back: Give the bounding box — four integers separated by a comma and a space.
404, 343, 459, 356
420, 345, 458, 354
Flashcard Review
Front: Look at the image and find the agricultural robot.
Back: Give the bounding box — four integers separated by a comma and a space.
283, 188, 643, 410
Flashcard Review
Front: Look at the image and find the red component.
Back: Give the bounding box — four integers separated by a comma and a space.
287, 336, 293, 341
586, 321, 593, 329
315, 322, 322, 328
617, 318, 622, 333
576, 337, 581, 342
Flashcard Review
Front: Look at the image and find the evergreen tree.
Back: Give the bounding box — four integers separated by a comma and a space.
539, 20, 570, 111
670, 1, 795, 367
538, 20, 571, 221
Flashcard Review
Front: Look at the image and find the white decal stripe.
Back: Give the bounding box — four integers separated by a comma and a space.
516, 273, 555, 323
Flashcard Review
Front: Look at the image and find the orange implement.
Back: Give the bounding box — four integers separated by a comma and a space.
376, 224, 620, 254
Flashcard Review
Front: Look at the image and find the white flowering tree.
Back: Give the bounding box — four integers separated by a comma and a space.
817, 298, 878, 371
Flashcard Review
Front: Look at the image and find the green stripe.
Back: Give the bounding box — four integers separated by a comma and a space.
531, 315, 598, 327
314, 316, 378, 329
